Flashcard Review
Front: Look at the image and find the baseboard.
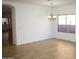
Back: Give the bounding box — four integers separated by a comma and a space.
16, 37, 54, 45
15, 37, 76, 45
54, 38, 76, 43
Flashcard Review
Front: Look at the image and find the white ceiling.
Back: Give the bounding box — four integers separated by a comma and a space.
4, 0, 76, 6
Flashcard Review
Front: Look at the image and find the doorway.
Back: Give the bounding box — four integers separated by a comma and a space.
2, 4, 16, 57
2, 5, 13, 46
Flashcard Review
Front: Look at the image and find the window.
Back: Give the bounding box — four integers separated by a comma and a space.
2, 18, 8, 25
58, 15, 76, 33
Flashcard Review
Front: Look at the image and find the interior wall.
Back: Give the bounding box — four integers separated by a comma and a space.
3, 1, 55, 45
52, 5, 76, 41
2, 0, 76, 45
15, 3, 55, 45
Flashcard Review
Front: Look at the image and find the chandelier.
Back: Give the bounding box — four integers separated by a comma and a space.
48, 1, 56, 21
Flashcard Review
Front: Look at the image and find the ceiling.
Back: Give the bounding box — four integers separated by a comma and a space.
3, 0, 76, 6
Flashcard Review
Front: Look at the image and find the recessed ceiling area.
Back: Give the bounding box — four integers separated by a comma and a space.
3, 0, 76, 6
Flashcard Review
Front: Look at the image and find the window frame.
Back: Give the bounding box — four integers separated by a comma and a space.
57, 14, 76, 34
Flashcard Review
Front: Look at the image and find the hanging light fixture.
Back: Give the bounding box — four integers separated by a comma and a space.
48, 1, 56, 21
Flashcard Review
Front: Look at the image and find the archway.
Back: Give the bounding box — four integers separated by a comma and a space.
2, 4, 16, 46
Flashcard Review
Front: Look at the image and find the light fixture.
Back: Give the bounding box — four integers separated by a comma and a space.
48, 1, 56, 21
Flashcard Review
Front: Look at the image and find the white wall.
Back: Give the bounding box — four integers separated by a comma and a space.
53, 5, 76, 41
2, 1, 76, 45
3, 1, 55, 45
